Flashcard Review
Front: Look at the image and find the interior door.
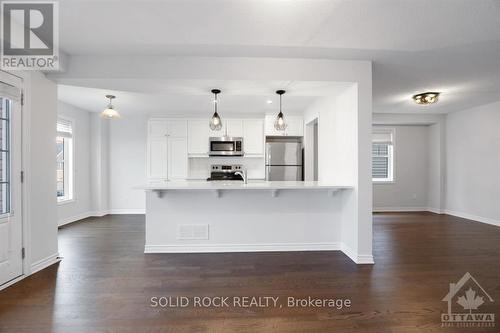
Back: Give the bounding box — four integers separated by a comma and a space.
0, 86, 23, 286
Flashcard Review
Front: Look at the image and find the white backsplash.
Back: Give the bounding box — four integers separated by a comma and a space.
188, 157, 265, 180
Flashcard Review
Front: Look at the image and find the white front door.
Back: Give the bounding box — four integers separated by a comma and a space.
0, 88, 23, 286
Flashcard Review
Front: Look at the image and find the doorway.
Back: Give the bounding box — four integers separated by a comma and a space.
305, 118, 318, 181
0, 76, 23, 287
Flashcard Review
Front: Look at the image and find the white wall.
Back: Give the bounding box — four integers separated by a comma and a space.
90, 113, 110, 215
373, 125, 429, 210
371, 113, 446, 213
109, 114, 147, 213
427, 121, 446, 213
304, 83, 374, 263
304, 86, 357, 185
57, 102, 92, 225
24, 71, 59, 272
445, 101, 500, 226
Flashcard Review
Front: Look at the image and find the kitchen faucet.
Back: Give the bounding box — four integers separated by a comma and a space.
234, 170, 247, 184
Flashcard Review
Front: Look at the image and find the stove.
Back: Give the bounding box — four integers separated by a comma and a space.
207, 164, 244, 181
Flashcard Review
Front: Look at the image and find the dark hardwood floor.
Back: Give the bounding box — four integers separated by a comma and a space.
1, 212, 499, 332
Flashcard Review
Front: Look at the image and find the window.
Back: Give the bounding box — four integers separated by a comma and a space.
56, 118, 74, 202
372, 128, 394, 182
0, 97, 11, 215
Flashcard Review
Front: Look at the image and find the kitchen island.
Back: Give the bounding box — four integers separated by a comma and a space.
142, 181, 373, 264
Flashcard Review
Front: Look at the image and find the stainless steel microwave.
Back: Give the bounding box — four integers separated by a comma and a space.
209, 137, 243, 156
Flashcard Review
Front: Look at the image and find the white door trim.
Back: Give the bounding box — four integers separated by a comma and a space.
0, 70, 25, 286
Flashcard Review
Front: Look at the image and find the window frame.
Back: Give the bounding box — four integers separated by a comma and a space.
372, 127, 395, 184
56, 117, 75, 204
0, 98, 12, 217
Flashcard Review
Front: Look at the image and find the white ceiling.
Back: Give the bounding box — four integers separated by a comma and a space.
58, 80, 350, 116
56, 0, 500, 114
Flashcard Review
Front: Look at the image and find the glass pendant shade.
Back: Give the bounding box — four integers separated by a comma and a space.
100, 95, 121, 119
274, 90, 287, 131
101, 105, 121, 119
209, 89, 222, 131
210, 111, 222, 131
274, 111, 287, 131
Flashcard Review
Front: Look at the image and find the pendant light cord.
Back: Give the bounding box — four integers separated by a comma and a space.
214, 91, 218, 113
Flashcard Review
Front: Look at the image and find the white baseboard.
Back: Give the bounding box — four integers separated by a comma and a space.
58, 209, 146, 227
0, 275, 26, 291
373, 207, 428, 212
145, 242, 341, 253
108, 209, 145, 215
92, 210, 108, 217
30, 253, 60, 275
426, 207, 444, 214
444, 209, 500, 227
341, 243, 375, 264
58, 211, 95, 227
373, 206, 499, 227
145, 242, 374, 265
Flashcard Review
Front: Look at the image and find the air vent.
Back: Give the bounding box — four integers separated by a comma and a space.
177, 224, 209, 240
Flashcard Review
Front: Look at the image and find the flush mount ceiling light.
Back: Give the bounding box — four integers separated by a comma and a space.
101, 94, 121, 119
413, 92, 440, 105
274, 90, 287, 131
209, 89, 222, 131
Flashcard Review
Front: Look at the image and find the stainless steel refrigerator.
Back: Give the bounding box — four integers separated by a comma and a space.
266, 140, 303, 181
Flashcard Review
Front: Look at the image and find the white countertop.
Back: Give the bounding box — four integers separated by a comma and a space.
142, 180, 353, 191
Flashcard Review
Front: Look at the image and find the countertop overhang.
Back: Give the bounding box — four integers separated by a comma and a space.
141, 181, 353, 198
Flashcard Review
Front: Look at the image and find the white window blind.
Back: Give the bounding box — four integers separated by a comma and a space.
57, 119, 73, 138
372, 129, 394, 182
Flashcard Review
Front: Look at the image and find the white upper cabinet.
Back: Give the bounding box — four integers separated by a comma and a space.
243, 119, 264, 155
188, 120, 209, 155
148, 120, 168, 137
226, 120, 244, 137
285, 116, 304, 136
167, 120, 188, 137
265, 115, 303, 137
149, 119, 187, 137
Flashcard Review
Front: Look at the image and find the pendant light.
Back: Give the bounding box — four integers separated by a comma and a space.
274, 90, 287, 131
101, 95, 121, 119
209, 89, 222, 131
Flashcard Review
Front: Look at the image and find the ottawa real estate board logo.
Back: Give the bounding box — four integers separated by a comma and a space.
441, 272, 495, 328
1, 1, 59, 70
